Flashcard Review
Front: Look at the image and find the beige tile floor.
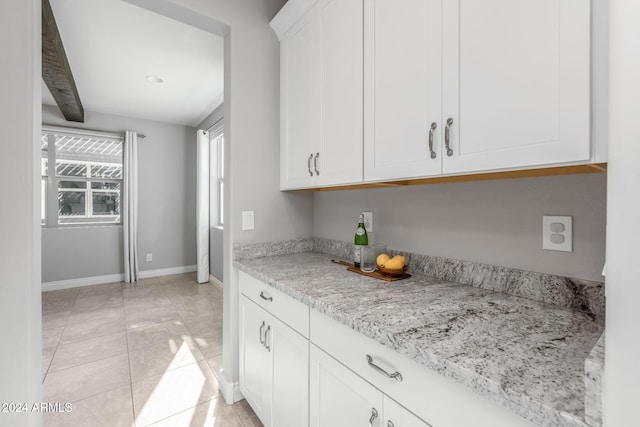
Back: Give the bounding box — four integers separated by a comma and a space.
42, 273, 263, 427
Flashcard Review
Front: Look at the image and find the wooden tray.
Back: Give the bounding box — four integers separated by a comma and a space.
331, 260, 411, 282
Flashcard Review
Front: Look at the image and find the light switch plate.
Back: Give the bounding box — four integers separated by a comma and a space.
242, 211, 255, 231
543, 215, 572, 252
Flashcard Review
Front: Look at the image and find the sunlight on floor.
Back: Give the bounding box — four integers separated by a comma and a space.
41, 274, 260, 426
135, 341, 207, 426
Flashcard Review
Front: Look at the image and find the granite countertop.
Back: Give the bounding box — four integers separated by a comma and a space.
235, 251, 604, 427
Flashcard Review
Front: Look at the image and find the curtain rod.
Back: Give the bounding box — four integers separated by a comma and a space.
42, 124, 146, 139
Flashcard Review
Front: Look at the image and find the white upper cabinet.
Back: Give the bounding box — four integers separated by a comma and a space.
364, 0, 443, 181
441, 0, 591, 174
365, 0, 592, 180
280, 11, 321, 189
278, 0, 363, 190
274, 0, 596, 188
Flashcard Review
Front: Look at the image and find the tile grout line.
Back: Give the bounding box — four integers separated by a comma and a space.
42, 290, 79, 384
124, 282, 138, 427
41, 273, 255, 426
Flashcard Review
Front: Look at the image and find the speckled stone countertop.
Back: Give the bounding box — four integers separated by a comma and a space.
235, 251, 604, 427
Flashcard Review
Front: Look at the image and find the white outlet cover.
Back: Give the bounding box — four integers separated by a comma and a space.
242, 211, 255, 231
543, 215, 572, 252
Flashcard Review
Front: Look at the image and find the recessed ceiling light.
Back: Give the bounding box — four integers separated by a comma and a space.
146, 75, 164, 84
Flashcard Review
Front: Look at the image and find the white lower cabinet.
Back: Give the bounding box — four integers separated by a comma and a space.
384, 397, 430, 427
239, 296, 271, 421
239, 295, 309, 427
239, 273, 538, 427
310, 309, 538, 427
310, 343, 428, 427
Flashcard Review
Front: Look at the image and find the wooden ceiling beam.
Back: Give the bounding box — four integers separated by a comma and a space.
42, 0, 84, 122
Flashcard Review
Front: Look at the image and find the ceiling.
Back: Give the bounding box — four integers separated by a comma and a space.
42, 0, 224, 127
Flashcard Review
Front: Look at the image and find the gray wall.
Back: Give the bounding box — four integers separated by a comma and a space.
42, 227, 123, 282
42, 105, 197, 282
135, 0, 314, 402
313, 173, 607, 282
605, 0, 640, 421
0, 0, 43, 420
210, 227, 224, 283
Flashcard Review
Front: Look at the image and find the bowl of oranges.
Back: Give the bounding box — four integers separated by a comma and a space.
376, 253, 407, 276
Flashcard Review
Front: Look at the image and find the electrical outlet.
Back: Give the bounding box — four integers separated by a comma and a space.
543, 215, 572, 252
242, 211, 255, 231
363, 211, 373, 233
146, 253, 153, 262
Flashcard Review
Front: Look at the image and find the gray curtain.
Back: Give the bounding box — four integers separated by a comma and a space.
123, 131, 139, 282
196, 129, 210, 283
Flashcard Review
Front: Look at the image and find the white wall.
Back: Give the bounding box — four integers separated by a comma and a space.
314, 173, 607, 282
0, 0, 43, 424
604, 0, 640, 424
42, 105, 198, 282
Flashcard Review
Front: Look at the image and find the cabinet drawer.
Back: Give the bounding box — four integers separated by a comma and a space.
310, 310, 537, 427
239, 272, 309, 338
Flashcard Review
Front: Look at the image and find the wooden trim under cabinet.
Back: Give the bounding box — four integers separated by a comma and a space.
304, 163, 607, 192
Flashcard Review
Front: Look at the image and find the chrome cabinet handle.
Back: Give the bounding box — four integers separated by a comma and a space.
369, 408, 378, 427
307, 154, 314, 176
444, 117, 454, 156
366, 355, 403, 382
259, 321, 265, 345
313, 152, 320, 175
259, 291, 273, 302
428, 122, 437, 159
387, 421, 395, 427
264, 325, 271, 352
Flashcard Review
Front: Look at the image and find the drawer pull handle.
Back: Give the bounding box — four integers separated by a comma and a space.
387, 421, 395, 427
264, 325, 271, 352
368, 408, 378, 427
259, 291, 273, 302
259, 321, 265, 345
366, 355, 403, 382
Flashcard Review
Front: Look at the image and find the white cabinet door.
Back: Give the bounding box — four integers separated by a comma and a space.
442, 0, 591, 174
239, 296, 272, 424
281, 10, 321, 189
310, 344, 383, 427
240, 293, 309, 427
317, 0, 363, 186
280, 0, 363, 189
270, 314, 309, 427
364, 0, 443, 181
384, 397, 431, 427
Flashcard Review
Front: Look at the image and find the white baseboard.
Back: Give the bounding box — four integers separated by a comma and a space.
42, 273, 124, 292
209, 274, 224, 291
218, 372, 244, 404
139, 265, 197, 279
42, 265, 197, 292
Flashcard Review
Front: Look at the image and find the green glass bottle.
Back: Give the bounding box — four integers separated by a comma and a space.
353, 213, 368, 267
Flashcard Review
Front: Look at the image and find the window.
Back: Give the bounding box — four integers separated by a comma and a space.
41, 127, 123, 226
209, 122, 224, 227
